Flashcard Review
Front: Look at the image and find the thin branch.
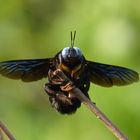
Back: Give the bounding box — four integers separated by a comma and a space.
0, 121, 16, 140
0, 128, 3, 140
55, 69, 129, 140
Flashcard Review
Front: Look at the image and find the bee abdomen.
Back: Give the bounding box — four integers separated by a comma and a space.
49, 94, 81, 114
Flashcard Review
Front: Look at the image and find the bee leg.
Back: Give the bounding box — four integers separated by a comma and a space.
60, 82, 75, 92
48, 69, 68, 86
49, 92, 81, 114
44, 83, 57, 96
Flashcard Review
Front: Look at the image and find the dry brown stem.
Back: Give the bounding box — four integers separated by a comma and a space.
0, 121, 16, 140
55, 69, 129, 140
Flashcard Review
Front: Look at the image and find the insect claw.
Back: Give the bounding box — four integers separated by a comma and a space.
60, 82, 75, 92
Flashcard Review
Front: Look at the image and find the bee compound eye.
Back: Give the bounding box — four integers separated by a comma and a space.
61, 47, 70, 59
74, 47, 83, 58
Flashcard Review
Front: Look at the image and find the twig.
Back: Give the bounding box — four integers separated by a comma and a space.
0, 128, 3, 140
55, 69, 129, 140
0, 121, 16, 140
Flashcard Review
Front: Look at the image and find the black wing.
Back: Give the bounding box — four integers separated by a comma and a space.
0, 59, 51, 82
87, 61, 139, 87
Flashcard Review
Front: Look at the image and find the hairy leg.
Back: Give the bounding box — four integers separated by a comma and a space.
44, 83, 81, 114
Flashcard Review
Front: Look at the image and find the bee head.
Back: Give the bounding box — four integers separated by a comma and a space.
59, 31, 84, 68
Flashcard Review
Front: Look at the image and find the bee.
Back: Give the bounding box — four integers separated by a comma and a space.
0, 31, 139, 114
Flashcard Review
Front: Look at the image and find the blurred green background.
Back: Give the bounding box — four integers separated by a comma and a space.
0, 0, 140, 140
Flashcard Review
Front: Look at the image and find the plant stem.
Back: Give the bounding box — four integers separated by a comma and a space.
0, 121, 16, 140
55, 69, 129, 140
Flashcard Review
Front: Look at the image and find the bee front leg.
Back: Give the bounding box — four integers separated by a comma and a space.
44, 83, 57, 96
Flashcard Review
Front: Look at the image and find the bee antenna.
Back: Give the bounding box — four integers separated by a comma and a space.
71, 31, 73, 47
70, 30, 76, 48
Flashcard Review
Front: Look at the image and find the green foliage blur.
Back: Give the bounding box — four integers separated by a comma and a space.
0, 0, 140, 140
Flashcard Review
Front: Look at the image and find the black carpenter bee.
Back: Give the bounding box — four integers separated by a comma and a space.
0, 31, 139, 114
